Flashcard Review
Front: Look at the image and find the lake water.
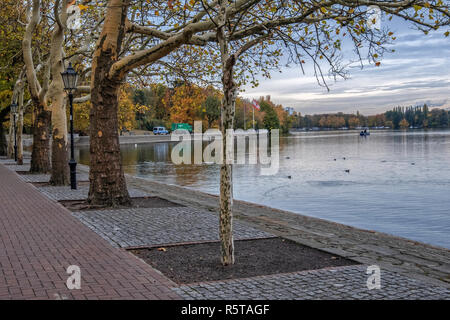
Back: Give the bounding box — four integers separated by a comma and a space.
77, 130, 450, 249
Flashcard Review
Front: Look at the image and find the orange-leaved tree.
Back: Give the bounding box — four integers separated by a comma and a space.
165, 83, 205, 125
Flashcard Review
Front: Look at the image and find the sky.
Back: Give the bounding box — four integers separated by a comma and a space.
241, 16, 450, 116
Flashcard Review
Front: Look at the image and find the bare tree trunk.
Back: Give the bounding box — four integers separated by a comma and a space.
16, 89, 24, 165
0, 126, 6, 156
7, 112, 14, 158
7, 85, 18, 159
30, 100, 51, 173
23, 0, 51, 173
0, 107, 9, 156
219, 87, 237, 266
7, 69, 26, 160
49, 0, 70, 185
217, 0, 237, 266
88, 0, 131, 206
49, 96, 69, 184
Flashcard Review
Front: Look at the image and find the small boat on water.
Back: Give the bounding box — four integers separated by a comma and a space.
360, 129, 370, 136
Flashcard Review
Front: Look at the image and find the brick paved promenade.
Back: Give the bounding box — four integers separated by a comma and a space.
0, 163, 179, 300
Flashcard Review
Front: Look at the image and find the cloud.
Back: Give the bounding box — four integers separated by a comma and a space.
240, 20, 450, 115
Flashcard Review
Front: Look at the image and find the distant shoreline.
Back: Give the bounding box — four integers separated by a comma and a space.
16, 127, 450, 149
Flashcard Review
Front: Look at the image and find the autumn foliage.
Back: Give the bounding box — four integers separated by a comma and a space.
72, 84, 148, 135
164, 83, 205, 126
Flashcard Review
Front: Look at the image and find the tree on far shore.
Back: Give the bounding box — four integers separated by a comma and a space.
203, 95, 221, 128
399, 118, 410, 129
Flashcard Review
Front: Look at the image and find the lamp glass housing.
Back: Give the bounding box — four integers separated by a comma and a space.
61, 62, 78, 92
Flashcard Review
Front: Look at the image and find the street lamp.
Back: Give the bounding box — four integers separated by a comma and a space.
61, 62, 79, 190
10, 102, 18, 162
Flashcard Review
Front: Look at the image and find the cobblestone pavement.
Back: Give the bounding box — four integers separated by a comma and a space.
123, 171, 450, 288
174, 265, 450, 300
72, 207, 274, 248
37, 185, 149, 201
0, 164, 179, 300
17, 173, 90, 183
2, 164, 31, 171
18, 173, 54, 182
0, 157, 88, 182
0, 158, 30, 165
0, 157, 30, 172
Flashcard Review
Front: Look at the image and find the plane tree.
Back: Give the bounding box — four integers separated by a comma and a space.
86, 0, 270, 206
7, 67, 28, 165
0, 1, 28, 157
22, 0, 54, 173
21, 0, 102, 182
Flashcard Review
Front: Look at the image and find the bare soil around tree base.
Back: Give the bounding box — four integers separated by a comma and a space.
59, 196, 184, 211
130, 237, 358, 284
16, 171, 33, 174
31, 181, 89, 187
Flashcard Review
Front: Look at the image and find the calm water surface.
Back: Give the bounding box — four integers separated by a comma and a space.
77, 130, 450, 248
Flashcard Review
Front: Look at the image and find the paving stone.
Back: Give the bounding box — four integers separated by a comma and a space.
16, 172, 90, 183
0, 158, 30, 165
2, 164, 31, 172
72, 207, 274, 248
174, 265, 450, 300
37, 185, 148, 201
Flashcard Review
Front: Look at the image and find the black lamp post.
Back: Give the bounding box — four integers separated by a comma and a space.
61, 62, 79, 190
10, 102, 18, 162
